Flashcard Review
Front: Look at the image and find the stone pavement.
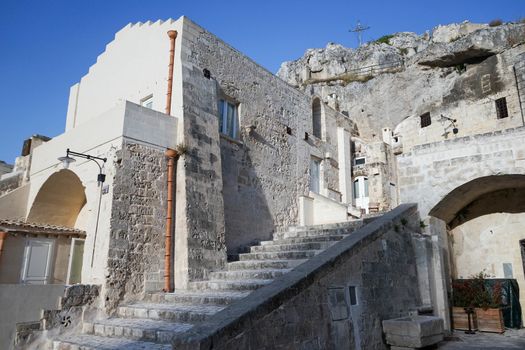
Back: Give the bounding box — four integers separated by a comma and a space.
437, 329, 525, 349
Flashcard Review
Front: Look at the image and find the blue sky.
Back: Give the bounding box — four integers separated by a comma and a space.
0, 0, 523, 164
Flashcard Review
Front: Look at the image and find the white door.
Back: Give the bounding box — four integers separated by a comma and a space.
353, 176, 369, 213
21, 238, 54, 284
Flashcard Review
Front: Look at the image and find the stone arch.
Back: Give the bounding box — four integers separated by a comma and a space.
429, 174, 525, 229
27, 169, 87, 227
312, 97, 322, 138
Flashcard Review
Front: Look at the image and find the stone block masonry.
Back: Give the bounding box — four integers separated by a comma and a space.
106, 141, 167, 311
173, 204, 425, 349
179, 17, 355, 256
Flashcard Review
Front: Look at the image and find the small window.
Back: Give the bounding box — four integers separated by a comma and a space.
312, 98, 322, 138
219, 99, 239, 139
349, 286, 358, 306
495, 97, 508, 119
420, 112, 431, 128
141, 95, 153, 109
354, 157, 366, 166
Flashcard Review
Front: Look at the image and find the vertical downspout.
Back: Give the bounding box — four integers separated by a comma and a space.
165, 30, 178, 116
164, 149, 178, 292
0, 231, 7, 262
163, 30, 179, 292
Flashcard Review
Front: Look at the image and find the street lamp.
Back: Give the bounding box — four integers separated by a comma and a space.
58, 148, 107, 267
58, 148, 107, 184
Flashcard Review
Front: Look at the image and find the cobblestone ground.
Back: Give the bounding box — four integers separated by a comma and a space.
437, 329, 525, 349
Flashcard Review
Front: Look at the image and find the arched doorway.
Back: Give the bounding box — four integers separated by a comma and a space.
429, 174, 525, 323
20, 170, 87, 284
27, 169, 87, 227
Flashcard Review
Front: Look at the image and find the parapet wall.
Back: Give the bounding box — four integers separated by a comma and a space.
173, 204, 424, 349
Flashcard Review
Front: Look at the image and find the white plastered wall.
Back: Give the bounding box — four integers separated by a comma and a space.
28, 101, 179, 285
66, 18, 184, 129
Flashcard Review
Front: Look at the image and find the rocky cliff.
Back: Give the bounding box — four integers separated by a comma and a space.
277, 21, 525, 140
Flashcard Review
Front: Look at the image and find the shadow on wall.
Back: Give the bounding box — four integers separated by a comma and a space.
27, 170, 86, 227
221, 139, 273, 257
429, 174, 525, 229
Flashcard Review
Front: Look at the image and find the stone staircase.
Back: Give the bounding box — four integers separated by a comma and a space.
51, 219, 370, 349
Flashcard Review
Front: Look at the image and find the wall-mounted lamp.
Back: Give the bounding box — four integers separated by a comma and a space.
440, 114, 459, 135
58, 148, 107, 184
58, 148, 108, 268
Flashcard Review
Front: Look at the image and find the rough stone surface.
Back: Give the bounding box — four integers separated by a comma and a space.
180, 17, 357, 256
383, 315, 444, 348
277, 22, 525, 151
173, 204, 426, 350
106, 141, 167, 311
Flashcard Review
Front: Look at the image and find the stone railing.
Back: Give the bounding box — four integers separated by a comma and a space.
173, 203, 426, 349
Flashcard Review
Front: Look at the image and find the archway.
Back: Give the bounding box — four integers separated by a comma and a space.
429, 175, 525, 229
429, 174, 525, 324
27, 169, 87, 227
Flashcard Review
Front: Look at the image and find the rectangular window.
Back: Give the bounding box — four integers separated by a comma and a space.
420, 112, 431, 128
495, 97, 508, 119
219, 99, 238, 139
349, 286, 358, 306
141, 95, 153, 109
310, 158, 321, 194
354, 157, 366, 166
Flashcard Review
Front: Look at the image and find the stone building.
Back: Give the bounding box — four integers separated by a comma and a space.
0, 16, 523, 349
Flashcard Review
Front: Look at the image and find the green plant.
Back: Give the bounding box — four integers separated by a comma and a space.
175, 143, 188, 155
489, 19, 503, 27
394, 224, 400, 233
374, 34, 394, 45
400, 218, 408, 226
419, 220, 427, 229
452, 271, 502, 309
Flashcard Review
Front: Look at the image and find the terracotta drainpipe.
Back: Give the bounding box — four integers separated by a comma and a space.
165, 30, 178, 116
164, 149, 179, 292
0, 231, 7, 262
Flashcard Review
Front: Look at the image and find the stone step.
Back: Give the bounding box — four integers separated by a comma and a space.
273, 218, 375, 240
238, 250, 320, 261
146, 290, 250, 305
227, 259, 306, 271
250, 241, 335, 253
259, 234, 346, 246
83, 317, 193, 344
188, 279, 273, 291
209, 268, 291, 280
53, 334, 171, 350
277, 228, 359, 240
117, 303, 224, 323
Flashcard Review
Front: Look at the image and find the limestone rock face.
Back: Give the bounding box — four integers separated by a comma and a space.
277, 21, 525, 140
416, 23, 525, 67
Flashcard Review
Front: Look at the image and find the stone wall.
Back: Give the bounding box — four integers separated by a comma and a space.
0, 173, 22, 197
394, 45, 525, 152
397, 126, 525, 218
105, 141, 166, 311
173, 204, 426, 350
180, 17, 355, 255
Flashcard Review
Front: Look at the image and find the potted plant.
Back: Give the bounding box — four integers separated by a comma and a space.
452, 279, 478, 331
473, 274, 504, 333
